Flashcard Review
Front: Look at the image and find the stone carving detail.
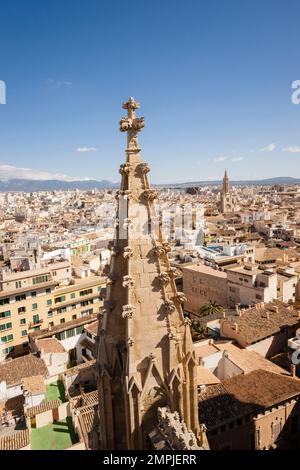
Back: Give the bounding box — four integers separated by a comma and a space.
153, 245, 166, 257
156, 407, 201, 450
119, 162, 133, 175
176, 292, 187, 304
123, 246, 133, 259
162, 242, 171, 253
117, 189, 132, 200
127, 337, 135, 347
163, 300, 176, 313
122, 304, 136, 319
158, 272, 171, 286
183, 317, 192, 326
119, 116, 145, 133
122, 275, 135, 288
138, 162, 150, 174
169, 267, 181, 279
143, 189, 158, 202
168, 332, 179, 342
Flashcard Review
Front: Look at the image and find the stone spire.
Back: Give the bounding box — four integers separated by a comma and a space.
96, 98, 205, 450
223, 168, 229, 194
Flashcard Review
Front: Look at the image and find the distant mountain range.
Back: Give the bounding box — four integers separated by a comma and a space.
0, 178, 119, 192
0, 176, 299, 192
159, 176, 300, 188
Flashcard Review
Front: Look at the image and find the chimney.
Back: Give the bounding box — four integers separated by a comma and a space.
233, 322, 238, 332
291, 364, 296, 378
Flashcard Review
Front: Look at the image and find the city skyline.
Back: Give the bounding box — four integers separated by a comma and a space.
0, 0, 300, 184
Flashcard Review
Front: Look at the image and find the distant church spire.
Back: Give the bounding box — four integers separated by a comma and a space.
223, 168, 229, 194
96, 98, 206, 450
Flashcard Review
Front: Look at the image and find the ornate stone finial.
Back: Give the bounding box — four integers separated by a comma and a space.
123, 246, 133, 259
119, 97, 145, 152
164, 300, 176, 314
157, 272, 171, 286
176, 292, 187, 304
122, 275, 135, 288
122, 304, 136, 319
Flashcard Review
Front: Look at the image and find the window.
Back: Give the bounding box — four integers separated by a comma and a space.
20, 318, 26, 325
79, 289, 93, 297
70, 293, 75, 299
72, 304, 76, 310
56, 331, 66, 340
2, 346, 14, 354
66, 328, 75, 338
0, 322, 12, 331
1, 334, 13, 343
72, 314, 77, 320
256, 294, 262, 300
47, 299, 52, 305
21, 330, 27, 337
57, 307, 66, 314
48, 321, 54, 327
76, 326, 84, 335
47, 311, 53, 318
33, 275, 49, 285
55, 295, 66, 304
81, 309, 93, 317
18, 306, 26, 314
0, 298, 10, 306
32, 314, 40, 324
16, 294, 26, 302
45, 288, 51, 294
15, 281, 22, 289
60, 318, 65, 324
31, 291, 37, 298
0, 310, 11, 318
32, 303, 38, 310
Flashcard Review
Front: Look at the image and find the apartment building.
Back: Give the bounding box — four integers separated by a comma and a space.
226, 264, 277, 308
182, 260, 297, 314
182, 263, 229, 315
0, 263, 106, 360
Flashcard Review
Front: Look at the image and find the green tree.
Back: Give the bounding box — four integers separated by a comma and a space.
198, 301, 224, 317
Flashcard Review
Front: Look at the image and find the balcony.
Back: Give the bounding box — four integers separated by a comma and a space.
28, 318, 44, 329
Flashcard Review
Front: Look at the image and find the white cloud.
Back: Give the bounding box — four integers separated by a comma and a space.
282, 146, 300, 153
76, 147, 98, 153
260, 143, 276, 152
46, 79, 72, 91
213, 156, 227, 162
0, 163, 92, 181
231, 157, 244, 162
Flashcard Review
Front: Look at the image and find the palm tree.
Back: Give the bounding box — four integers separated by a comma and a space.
198, 300, 224, 317
190, 320, 206, 341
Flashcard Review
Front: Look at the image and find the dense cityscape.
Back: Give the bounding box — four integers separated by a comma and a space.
0, 97, 300, 451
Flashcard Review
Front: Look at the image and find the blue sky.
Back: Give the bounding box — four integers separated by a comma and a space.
0, 0, 300, 183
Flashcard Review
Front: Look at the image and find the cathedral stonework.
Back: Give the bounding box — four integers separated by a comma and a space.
96, 98, 208, 450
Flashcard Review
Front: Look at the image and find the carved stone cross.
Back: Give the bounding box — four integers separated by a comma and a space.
119, 97, 145, 152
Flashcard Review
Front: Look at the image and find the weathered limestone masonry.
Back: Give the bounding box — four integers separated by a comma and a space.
96, 98, 208, 450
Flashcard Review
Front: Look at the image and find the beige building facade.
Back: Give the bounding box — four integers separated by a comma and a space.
0, 265, 106, 360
